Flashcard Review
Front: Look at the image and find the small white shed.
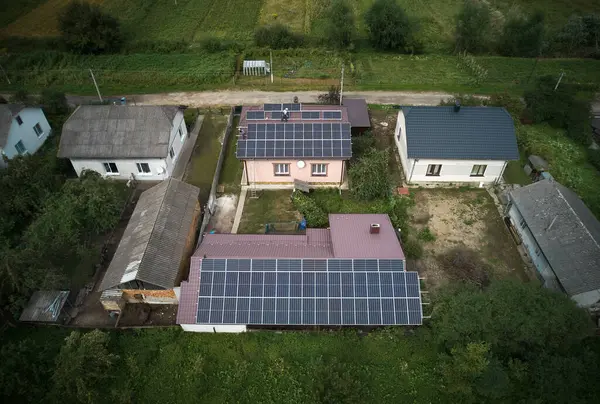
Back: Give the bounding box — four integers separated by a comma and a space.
243, 60, 270, 76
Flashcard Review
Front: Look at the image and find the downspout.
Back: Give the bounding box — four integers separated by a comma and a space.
340, 160, 345, 187
496, 161, 508, 185
408, 158, 419, 184
244, 160, 249, 186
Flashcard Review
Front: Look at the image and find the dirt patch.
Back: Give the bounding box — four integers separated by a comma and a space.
208, 194, 238, 233
118, 304, 177, 327
410, 189, 529, 291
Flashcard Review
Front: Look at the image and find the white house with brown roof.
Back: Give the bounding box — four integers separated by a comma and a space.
58, 105, 188, 181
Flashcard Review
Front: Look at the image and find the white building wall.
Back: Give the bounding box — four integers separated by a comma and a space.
165, 110, 187, 177
394, 110, 411, 180
180, 324, 247, 333
70, 158, 168, 181
1, 108, 51, 161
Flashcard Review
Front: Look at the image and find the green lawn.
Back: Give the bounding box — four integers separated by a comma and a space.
503, 159, 532, 186
219, 115, 243, 192
183, 112, 229, 203
237, 190, 300, 234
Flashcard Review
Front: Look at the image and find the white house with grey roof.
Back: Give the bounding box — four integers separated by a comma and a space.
58, 105, 188, 181
506, 180, 600, 308
1, 104, 51, 168
394, 105, 519, 184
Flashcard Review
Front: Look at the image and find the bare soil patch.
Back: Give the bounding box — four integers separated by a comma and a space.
410, 189, 529, 291
208, 194, 238, 233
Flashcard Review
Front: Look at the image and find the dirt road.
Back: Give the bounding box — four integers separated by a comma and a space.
63, 90, 464, 107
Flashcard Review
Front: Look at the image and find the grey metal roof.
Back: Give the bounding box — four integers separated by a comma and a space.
58, 105, 180, 159
99, 179, 200, 290
403, 106, 519, 160
19, 290, 69, 322
0, 104, 26, 147
509, 180, 600, 296
343, 98, 371, 128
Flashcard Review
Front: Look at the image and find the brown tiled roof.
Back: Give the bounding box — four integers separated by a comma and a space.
329, 214, 405, 259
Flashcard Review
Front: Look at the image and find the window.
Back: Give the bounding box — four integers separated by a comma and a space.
33, 123, 44, 137
397, 127, 401, 141
470, 164, 487, 177
14, 140, 27, 155
169, 147, 175, 159
519, 218, 527, 229
16, 115, 23, 125
103, 162, 119, 174
274, 163, 290, 176
311, 163, 327, 176
426, 164, 442, 176
136, 162, 151, 174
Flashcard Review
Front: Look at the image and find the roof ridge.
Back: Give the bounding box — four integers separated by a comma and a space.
555, 184, 600, 250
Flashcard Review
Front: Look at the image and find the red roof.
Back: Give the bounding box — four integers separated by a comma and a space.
239, 104, 350, 128
193, 215, 404, 260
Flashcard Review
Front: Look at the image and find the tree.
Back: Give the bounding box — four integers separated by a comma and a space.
324, 0, 355, 49
50, 330, 118, 403
59, 1, 122, 54
9, 88, 33, 105
498, 11, 545, 57
348, 148, 390, 200
455, 0, 492, 53
39, 90, 69, 115
254, 24, 302, 49
364, 0, 418, 52
554, 14, 600, 56
317, 85, 340, 105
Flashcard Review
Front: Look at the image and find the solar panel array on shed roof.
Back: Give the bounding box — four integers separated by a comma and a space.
236, 122, 352, 159
194, 258, 422, 326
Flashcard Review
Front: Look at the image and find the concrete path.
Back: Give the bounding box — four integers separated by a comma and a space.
172, 115, 204, 180
59, 90, 465, 108
230, 188, 247, 234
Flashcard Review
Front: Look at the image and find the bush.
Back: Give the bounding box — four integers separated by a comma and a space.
9, 89, 33, 105
351, 132, 376, 159
588, 149, 600, 171
348, 148, 390, 200
291, 191, 328, 227
317, 86, 340, 105
199, 37, 227, 53
254, 24, 303, 49
39, 90, 69, 115
402, 237, 423, 259
364, 0, 419, 53
59, 1, 122, 54
455, 0, 493, 53
324, 0, 355, 49
418, 227, 436, 242
498, 11, 545, 57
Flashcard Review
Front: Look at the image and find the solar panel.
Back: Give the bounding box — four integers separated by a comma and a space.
264, 104, 281, 111
323, 111, 342, 119
236, 122, 352, 159
247, 111, 265, 120
301, 111, 320, 119
196, 259, 420, 326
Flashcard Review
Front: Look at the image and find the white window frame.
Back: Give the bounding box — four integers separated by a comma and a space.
14, 140, 27, 155
311, 163, 327, 176
103, 162, 119, 175
426, 164, 442, 176
274, 163, 290, 176
470, 164, 487, 177
397, 127, 401, 141
16, 115, 23, 126
33, 123, 44, 137
169, 146, 175, 159
136, 162, 151, 175
178, 126, 185, 142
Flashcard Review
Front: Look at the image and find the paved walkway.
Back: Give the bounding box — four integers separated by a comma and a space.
172, 115, 204, 180
230, 188, 247, 234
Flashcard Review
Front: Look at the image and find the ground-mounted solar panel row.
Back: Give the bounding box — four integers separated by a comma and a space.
200, 259, 405, 272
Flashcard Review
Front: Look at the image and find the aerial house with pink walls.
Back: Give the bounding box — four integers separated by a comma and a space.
236, 103, 354, 189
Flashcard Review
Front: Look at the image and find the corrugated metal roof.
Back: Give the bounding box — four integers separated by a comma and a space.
58, 105, 180, 158
0, 104, 26, 147
99, 178, 200, 290
343, 98, 371, 128
329, 214, 405, 259
509, 180, 600, 296
19, 290, 69, 322
403, 106, 519, 160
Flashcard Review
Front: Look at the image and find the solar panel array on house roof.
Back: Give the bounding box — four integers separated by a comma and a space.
246, 111, 265, 120
236, 122, 352, 159
195, 258, 422, 326
264, 103, 302, 111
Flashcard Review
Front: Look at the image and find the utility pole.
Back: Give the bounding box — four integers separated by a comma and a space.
89, 69, 103, 103
270, 50, 273, 84
0, 64, 10, 85
554, 72, 565, 91
340, 65, 344, 105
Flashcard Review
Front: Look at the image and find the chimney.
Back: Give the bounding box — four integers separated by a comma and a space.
454, 99, 461, 112
370, 223, 380, 234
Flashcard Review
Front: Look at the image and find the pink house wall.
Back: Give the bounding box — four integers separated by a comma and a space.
244, 159, 345, 185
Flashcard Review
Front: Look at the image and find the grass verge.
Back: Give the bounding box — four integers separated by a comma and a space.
219, 115, 243, 192
237, 190, 299, 234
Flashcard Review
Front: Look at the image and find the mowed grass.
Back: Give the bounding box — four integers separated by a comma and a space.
237, 190, 300, 234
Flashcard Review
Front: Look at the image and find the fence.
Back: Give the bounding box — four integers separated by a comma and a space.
196, 107, 236, 247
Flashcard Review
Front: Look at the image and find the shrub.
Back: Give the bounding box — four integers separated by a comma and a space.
317, 86, 340, 105
351, 132, 376, 159
348, 148, 390, 200
59, 1, 122, 54
291, 191, 328, 227
418, 227, 436, 242
39, 90, 69, 115
200, 37, 226, 53
9, 89, 33, 105
254, 24, 302, 49
455, 0, 493, 53
364, 0, 419, 52
324, 0, 355, 49
402, 237, 423, 259
498, 11, 545, 57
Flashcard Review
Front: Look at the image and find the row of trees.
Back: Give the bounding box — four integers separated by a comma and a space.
456, 0, 600, 57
